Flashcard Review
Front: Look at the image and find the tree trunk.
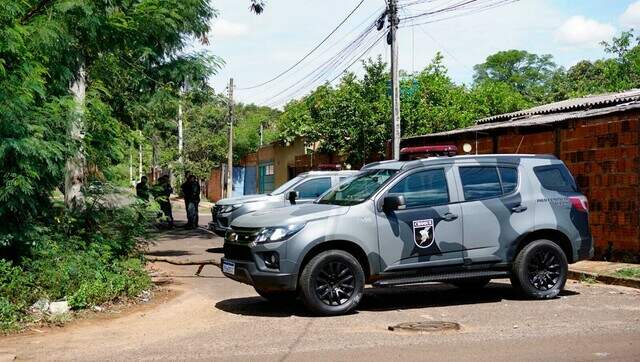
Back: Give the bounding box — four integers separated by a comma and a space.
64, 65, 86, 209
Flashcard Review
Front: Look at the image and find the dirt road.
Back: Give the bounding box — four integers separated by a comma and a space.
2, 211, 639, 361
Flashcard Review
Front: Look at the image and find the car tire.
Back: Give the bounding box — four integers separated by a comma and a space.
512, 239, 568, 299
298, 250, 365, 316
451, 277, 491, 289
255, 289, 298, 304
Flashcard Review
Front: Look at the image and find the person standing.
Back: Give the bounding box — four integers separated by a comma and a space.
184, 174, 200, 228
154, 176, 174, 228
136, 176, 150, 201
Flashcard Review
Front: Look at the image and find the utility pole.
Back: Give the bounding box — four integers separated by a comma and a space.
388, 0, 401, 160
177, 97, 184, 173
138, 130, 143, 181
259, 122, 264, 147
226, 78, 234, 198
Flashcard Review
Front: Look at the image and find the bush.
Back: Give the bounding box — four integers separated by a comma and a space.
0, 184, 154, 332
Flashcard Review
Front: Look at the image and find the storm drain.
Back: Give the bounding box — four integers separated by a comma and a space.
388, 321, 461, 332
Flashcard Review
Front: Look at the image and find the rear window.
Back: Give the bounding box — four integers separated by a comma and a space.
534, 165, 577, 192
459, 167, 503, 201
499, 167, 518, 194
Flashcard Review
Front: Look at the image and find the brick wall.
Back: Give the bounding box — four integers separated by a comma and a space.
206, 168, 223, 202
401, 111, 640, 258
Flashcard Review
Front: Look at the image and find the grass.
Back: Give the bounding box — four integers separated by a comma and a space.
579, 275, 597, 284
613, 268, 640, 279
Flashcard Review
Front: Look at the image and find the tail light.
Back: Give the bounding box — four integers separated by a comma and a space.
569, 196, 589, 213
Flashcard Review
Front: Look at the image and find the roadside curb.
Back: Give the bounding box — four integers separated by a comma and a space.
567, 269, 640, 289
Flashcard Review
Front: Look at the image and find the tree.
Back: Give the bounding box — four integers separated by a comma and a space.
473, 50, 558, 104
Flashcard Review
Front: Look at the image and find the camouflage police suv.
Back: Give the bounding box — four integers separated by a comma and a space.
221, 155, 593, 315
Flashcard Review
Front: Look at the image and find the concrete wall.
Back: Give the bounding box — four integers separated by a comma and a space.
401, 110, 640, 258
273, 138, 306, 186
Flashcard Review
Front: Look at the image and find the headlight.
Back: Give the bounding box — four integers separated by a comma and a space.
220, 204, 243, 213
255, 223, 306, 243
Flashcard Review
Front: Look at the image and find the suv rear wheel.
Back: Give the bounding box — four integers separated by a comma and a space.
298, 250, 365, 316
512, 239, 568, 299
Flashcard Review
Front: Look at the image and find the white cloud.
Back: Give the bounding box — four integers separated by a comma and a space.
555, 16, 615, 47
621, 1, 640, 27
210, 19, 249, 40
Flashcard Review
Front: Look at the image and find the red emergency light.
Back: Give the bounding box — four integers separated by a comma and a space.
317, 163, 343, 171
400, 145, 457, 160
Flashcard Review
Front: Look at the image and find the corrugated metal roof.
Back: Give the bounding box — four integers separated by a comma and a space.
403, 101, 640, 140
477, 88, 640, 123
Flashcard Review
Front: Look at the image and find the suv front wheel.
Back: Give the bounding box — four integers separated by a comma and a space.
298, 250, 365, 316
512, 239, 568, 299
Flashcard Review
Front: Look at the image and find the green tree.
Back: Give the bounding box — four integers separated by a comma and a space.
473, 49, 558, 104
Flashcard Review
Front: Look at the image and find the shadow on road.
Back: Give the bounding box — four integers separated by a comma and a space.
152, 226, 216, 241
206, 247, 224, 254
146, 249, 194, 257
215, 281, 580, 318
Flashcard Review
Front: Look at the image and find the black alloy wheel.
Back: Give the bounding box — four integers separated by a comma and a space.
314, 261, 356, 306
298, 250, 365, 315
526, 246, 562, 291
512, 239, 568, 299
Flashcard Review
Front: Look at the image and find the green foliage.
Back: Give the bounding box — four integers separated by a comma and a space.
0, 192, 153, 332
613, 268, 640, 279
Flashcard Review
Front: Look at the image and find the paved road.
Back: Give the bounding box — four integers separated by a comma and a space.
2, 212, 639, 361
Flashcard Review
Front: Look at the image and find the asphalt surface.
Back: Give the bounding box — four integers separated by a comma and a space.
2, 211, 639, 361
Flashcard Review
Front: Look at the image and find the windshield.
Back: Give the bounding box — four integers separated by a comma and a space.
318, 169, 397, 206
270, 176, 304, 195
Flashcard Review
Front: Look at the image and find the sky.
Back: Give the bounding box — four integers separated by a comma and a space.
196, 0, 640, 107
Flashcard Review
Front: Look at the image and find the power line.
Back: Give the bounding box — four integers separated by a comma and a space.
257, 18, 382, 107
264, 29, 384, 108
238, 0, 368, 90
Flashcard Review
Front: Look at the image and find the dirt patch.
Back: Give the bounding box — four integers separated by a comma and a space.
1, 287, 180, 339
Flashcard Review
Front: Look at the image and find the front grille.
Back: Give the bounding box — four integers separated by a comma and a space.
223, 243, 254, 261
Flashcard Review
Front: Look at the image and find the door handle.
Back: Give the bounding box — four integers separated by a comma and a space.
512, 205, 528, 213
443, 212, 458, 221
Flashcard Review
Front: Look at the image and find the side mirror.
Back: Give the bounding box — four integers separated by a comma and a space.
288, 191, 299, 205
383, 195, 406, 213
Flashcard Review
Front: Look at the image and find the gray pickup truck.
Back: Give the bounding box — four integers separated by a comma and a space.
221, 155, 593, 315
209, 170, 358, 236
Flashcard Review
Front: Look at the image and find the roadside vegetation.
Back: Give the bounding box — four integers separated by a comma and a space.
613, 268, 640, 279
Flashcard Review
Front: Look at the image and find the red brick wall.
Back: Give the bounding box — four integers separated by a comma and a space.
206, 168, 223, 202
401, 111, 640, 258
561, 114, 640, 258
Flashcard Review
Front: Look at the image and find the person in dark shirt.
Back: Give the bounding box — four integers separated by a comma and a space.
136, 176, 150, 201
183, 174, 200, 228
154, 175, 174, 228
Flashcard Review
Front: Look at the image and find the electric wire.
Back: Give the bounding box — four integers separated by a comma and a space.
237, 0, 367, 90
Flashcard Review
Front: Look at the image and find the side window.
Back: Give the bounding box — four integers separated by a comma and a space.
388, 169, 449, 208
295, 177, 332, 199
460, 167, 502, 201
534, 165, 577, 192
499, 167, 518, 194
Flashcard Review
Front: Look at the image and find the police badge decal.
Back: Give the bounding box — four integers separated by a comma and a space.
413, 219, 434, 248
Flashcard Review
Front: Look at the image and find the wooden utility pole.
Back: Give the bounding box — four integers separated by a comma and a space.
388, 0, 401, 160
226, 78, 234, 198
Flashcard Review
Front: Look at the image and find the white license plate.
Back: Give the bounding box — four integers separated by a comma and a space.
222, 260, 235, 275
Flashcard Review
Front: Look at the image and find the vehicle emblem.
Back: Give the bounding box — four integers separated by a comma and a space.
413, 219, 434, 248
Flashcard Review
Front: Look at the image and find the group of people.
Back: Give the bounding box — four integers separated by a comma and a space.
135, 173, 200, 229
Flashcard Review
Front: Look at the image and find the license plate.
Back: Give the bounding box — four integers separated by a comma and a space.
222, 260, 235, 275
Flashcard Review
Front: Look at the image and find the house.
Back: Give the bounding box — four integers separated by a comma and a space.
400, 89, 640, 259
